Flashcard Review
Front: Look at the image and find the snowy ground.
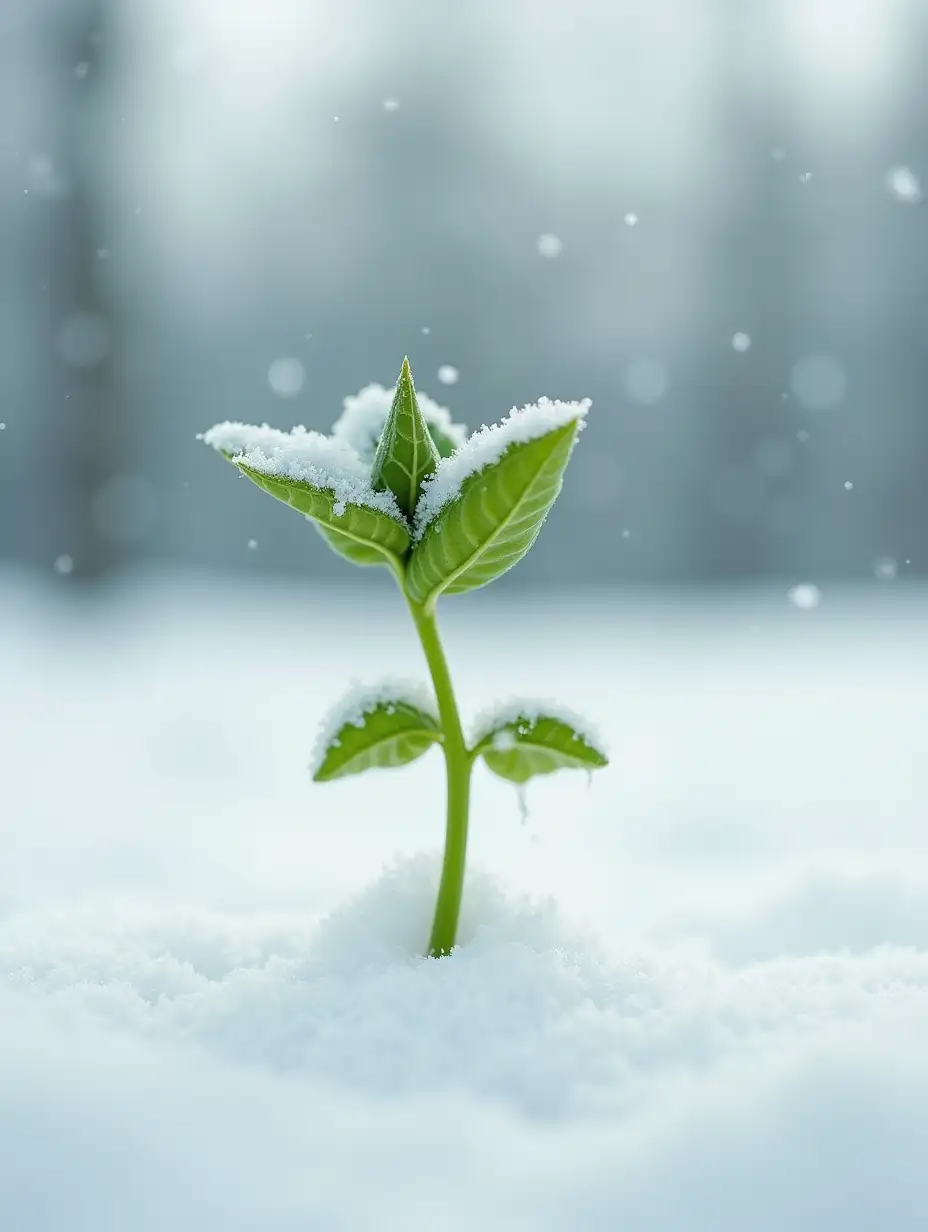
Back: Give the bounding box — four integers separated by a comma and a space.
2, 566, 927, 1230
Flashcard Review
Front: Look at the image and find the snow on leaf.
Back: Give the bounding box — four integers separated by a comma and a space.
471, 698, 608, 785
405, 400, 588, 607
331, 385, 467, 464
412, 399, 590, 540
311, 679, 441, 781
199, 422, 405, 523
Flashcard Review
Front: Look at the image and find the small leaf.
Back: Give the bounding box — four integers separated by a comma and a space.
405, 415, 582, 607
474, 713, 608, 785
313, 696, 442, 781
239, 465, 410, 569
370, 357, 440, 520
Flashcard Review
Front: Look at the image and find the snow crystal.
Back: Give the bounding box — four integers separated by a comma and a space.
199, 422, 406, 522
537, 233, 563, 258
790, 355, 846, 411
623, 212, 638, 226
413, 398, 590, 539
470, 697, 607, 758
309, 679, 438, 778
874, 556, 898, 581
731, 332, 752, 352
437, 364, 459, 385
624, 358, 669, 405
382, 97, 400, 112
53, 554, 73, 576
788, 583, 822, 610
267, 356, 305, 397
885, 165, 922, 204
330, 383, 467, 462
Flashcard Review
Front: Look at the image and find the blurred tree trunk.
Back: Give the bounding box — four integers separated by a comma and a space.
0, 0, 120, 581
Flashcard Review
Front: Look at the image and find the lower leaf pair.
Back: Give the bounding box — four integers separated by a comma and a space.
312, 685, 608, 786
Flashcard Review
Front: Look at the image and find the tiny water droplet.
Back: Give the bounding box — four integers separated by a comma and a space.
874, 556, 897, 581
621, 528, 631, 539
771, 146, 786, 161
516, 785, 528, 825
796, 429, 810, 442
247, 538, 258, 551
623, 212, 638, 227
54, 554, 74, 575
96, 247, 109, 259
732, 332, 752, 352
421, 326, 431, 335
437, 364, 459, 385
74, 62, 89, 79
382, 97, 400, 112
844, 480, 854, 491
0, 422, 6, 430
799, 171, 813, 184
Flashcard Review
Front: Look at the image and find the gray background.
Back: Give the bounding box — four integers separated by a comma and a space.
2, 0, 926, 588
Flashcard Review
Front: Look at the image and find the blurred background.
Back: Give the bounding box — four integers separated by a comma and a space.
1, 0, 926, 590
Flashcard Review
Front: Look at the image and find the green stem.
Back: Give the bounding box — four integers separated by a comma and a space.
407, 598, 472, 957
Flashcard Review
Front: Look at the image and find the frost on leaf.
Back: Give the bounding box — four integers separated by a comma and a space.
199, 422, 404, 522
199, 421, 412, 569
405, 399, 589, 606
412, 398, 590, 540
311, 679, 441, 781
471, 698, 608, 785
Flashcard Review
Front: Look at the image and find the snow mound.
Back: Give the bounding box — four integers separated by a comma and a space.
5, 856, 928, 1122
331, 383, 467, 461
199, 421, 406, 521
413, 397, 590, 538
309, 679, 438, 777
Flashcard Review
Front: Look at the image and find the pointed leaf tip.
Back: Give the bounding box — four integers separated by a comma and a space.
370, 358, 441, 520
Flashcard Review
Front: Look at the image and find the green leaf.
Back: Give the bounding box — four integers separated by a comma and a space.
405, 418, 581, 607
238, 464, 410, 569
313, 697, 442, 781
370, 357, 440, 520
474, 713, 608, 785
426, 422, 460, 459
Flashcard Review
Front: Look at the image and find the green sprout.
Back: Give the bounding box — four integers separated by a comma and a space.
201, 358, 608, 956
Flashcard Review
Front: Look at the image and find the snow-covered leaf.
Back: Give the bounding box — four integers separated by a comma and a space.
312, 682, 441, 781
370, 357, 440, 520
473, 706, 608, 784
241, 466, 410, 568
405, 400, 588, 607
199, 422, 411, 569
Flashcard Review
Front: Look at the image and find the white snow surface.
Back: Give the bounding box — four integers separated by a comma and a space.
200, 421, 405, 522
2, 567, 928, 1230
309, 677, 438, 777
413, 397, 590, 539
470, 696, 608, 756
330, 382, 468, 461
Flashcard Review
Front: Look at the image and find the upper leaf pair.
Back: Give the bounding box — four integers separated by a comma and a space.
201, 360, 588, 605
